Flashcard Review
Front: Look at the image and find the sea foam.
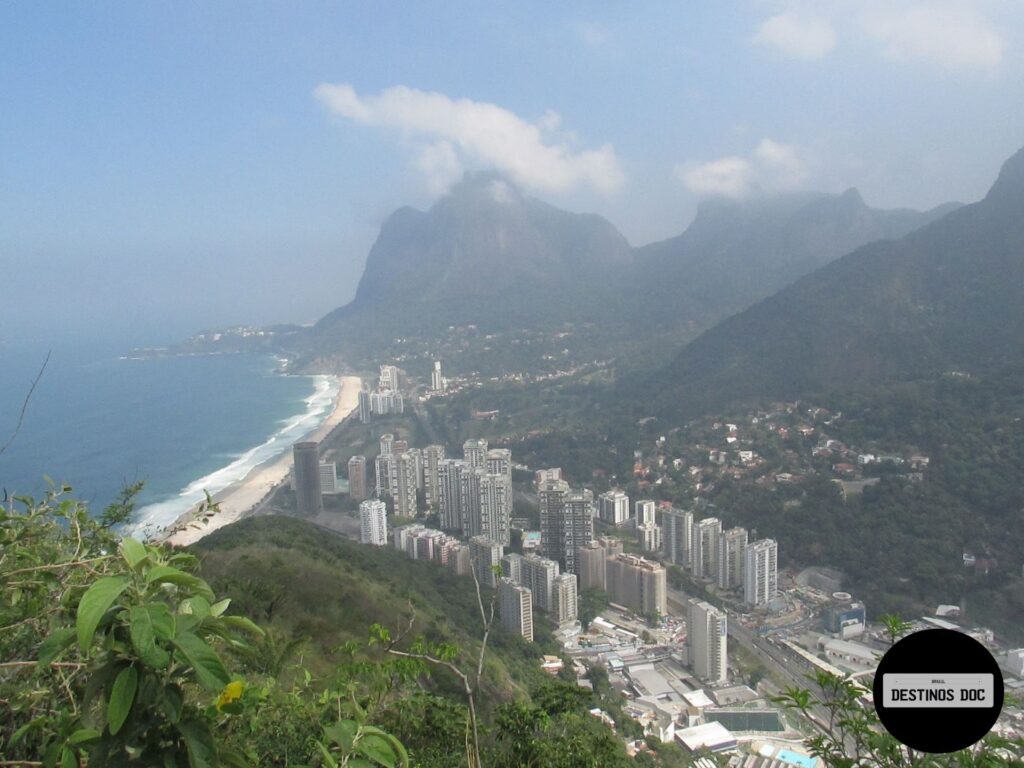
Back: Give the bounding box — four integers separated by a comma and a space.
129, 374, 339, 537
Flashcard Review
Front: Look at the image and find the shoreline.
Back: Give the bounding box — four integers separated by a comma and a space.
159, 373, 361, 547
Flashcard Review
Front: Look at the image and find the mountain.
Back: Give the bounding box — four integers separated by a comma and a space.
310, 172, 633, 351
634, 189, 960, 326
302, 171, 957, 368
650, 146, 1024, 418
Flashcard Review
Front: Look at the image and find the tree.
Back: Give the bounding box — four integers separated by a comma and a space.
879, 613, 913, 646
774, 671, 1023, 766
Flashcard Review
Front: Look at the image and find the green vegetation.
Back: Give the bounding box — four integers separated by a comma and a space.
3, 487, 698, 767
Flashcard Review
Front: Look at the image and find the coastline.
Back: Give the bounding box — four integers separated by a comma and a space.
159, 374, 361, 547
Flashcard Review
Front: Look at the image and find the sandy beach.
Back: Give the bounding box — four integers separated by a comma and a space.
161, 374, 361, 547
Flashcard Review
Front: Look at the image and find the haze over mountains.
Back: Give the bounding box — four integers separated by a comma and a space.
651, 145, 1024, 418
308, 170, 960, 361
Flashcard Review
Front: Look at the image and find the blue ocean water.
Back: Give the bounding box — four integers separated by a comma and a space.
0, 340, 335, 532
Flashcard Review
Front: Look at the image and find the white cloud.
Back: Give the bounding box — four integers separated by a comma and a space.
677, 157, 754, 198
861, 3, 1005, 75
754, 138, 810, 189
314, 83, 624, 195
677, 139, 809, 198
753, 12, 837, 60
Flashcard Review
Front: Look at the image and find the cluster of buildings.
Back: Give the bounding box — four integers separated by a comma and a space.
358, 364, 406, 423
593, 489, 779, 609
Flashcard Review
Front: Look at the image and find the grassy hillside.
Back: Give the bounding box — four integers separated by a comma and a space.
192, 515, 553, 707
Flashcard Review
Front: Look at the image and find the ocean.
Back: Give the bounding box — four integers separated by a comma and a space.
0, 340, 337, 533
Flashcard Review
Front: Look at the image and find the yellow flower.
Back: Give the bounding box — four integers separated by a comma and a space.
216, 680, 244, 710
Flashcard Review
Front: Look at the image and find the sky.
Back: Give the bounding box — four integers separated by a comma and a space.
2, 1, 1023, 347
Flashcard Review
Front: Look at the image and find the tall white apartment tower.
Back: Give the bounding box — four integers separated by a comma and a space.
486, 448, 513, 478
468, 536, 504, 589
691, 517, 722, 579
359, 499, 388, 546
423, 445, 446, 509
521, 554, 560, 612
459, 465, 485, 537
688, 599, 728, 684
598, 490, 630, 526
744, 538, 779, 607
437, 459, 464, 531
394, 452, 419, 518
717, 526, 748, 590
431, 360, 445, 392
540, 480, 594, 574
463, 438, 488, 469
480, 472, 512, 546
662, 508, 694, 566
498, 578, 533, 642
552, 573, 579, 626
635, 500, 656, 527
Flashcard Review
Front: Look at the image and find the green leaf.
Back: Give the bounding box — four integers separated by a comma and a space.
181, 595, 212, 620
37, 627, 77, 668
357, 733, 396, 768
146, 602, 175, 640
130, 605, 171, 668
171, 632, 229, 692
210, 598, 231, 617
324, 720, 358, 753
76, 576, 130, 651
360, 727, 408, 767
68, 728, 101, 745
61, 746, 77, 768
145, 565, 215, 601
178, 718, 218, 768
121, 537, 148, 568
108, 665, 138, 735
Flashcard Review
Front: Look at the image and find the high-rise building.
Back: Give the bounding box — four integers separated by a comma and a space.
662, 508, 693, 566
635, 500, 657, 527
688, 599, 728, 684
319, 461, 339, 494
379, 434, 394, 456
293, 441, 323, 515
423, 445, 446, 508
691, 517, 722, 579
717, 527, 749, 590
393, 439, 409, 455
552, 573, 579, 626
459, 465, 485, 537
744, 539, 779, 607
606, 554, 667, 616
468, 536, 503, 589
369, 390, 404, 415
501, 552, 524, 583
446, 544, 472, 576
486, 448, 512, 478
431, 360, 445, 392
463, 438, 488, 469
534, 467, 562, 488
577, 541, 608, 592
540, 479, 594, 574
638, 523, 662, 553
480, 472, 512, 546
348, 455, 368, 501
394, 452, 419, 518
498, 578, 533, 642
598, 490, 630, 526
521, 554, 560, 612
374, 453, 395, 499
379, 364, 401, 391
359, 499, 388, 546
358, 389, 371, 424
437, 459, 465, 532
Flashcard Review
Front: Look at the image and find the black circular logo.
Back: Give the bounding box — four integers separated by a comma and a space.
873, 628, 1004, 753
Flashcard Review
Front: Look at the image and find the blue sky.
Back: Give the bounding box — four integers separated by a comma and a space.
2, 2, 1023, 346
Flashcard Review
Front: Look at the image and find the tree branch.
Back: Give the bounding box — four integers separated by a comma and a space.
0, 350, 50, 457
